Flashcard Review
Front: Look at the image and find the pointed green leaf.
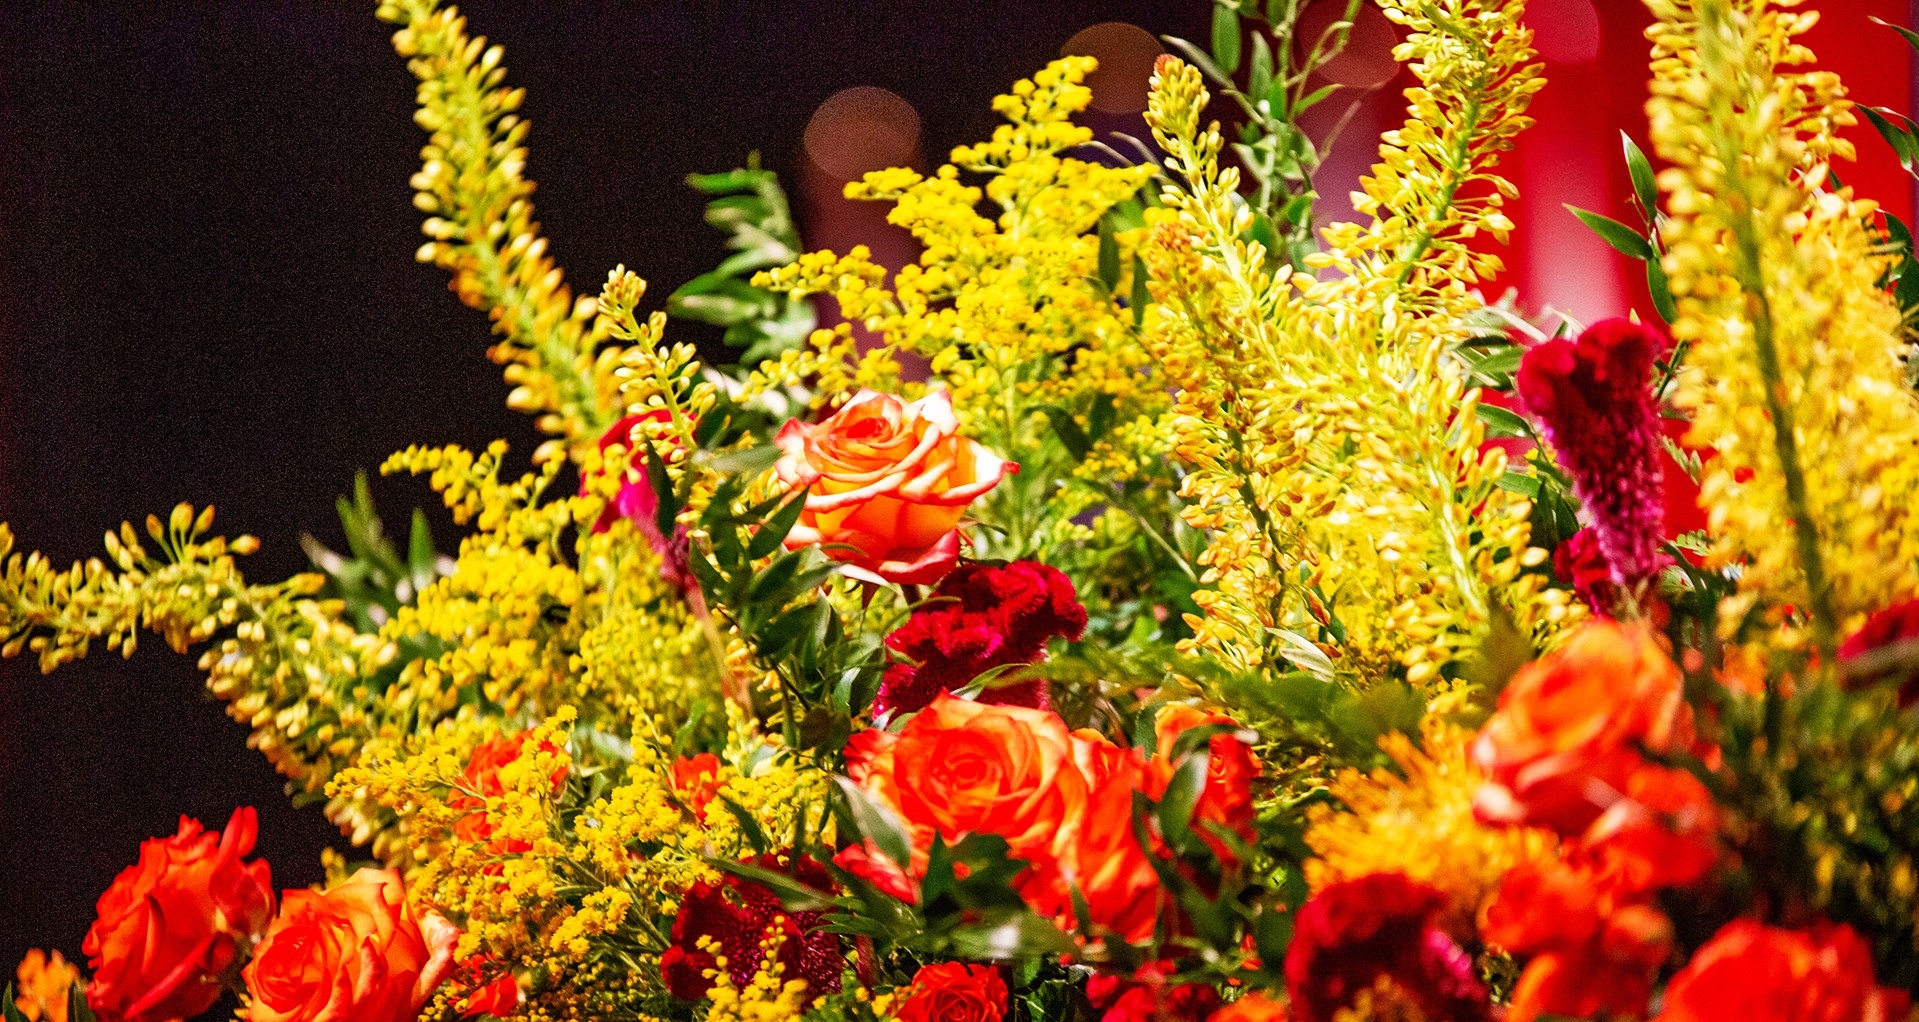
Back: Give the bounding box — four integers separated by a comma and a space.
1097, 215, 1121, 293
1156, 747, 1210, 850
407, 507, 438, 588
1872, 16, 1919, 54
1211, 5, 1243, 76
1566, 205, 1652, 260
1292, 82, 1338, 117
1622, 131, 1658, 220
1861, 105, 1919, 172
716, 795, 772, 855
1646, 257, 1679, 323
948, 912, 1077, 959
1130, 255, 1151, 326
706, 857, 837, 912
1475, 403, 1534, 440
747, 492, 808, 561
1248, 33, 1273, 104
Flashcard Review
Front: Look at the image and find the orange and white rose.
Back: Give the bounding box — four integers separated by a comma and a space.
773, 388, 1012, 585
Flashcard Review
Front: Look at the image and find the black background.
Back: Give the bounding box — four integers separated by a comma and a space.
0, 1, 1208, 967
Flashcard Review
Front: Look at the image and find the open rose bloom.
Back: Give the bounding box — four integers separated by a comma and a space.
83, 808, 275, 1022
774, 388, 1012, 585
244, 868, 457, 1022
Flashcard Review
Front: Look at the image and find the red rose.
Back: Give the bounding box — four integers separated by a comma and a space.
1059, 735, 1161, 943
244, 868, 458, 1022
1086, 962, 1220, 1022
894, 963, 1007, 1022
658, 853, 841, 1001
83, 807, 275, 1022
1482, 857, 1669, 1022
1282, 874, 1488, 1022
1655, 920, 1908, 1022
774, 388, 1012, 585
1473, 620, 1694, 835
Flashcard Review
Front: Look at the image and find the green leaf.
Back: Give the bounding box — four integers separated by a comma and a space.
1475, 403, 1534, 440
1248, 33, 1273, 103
716, 795, 772, 855
1646, 257, 1679, 323
3, 986, 28, 1022
1211, 5, 1243, 75
747, 492, 808, 561
1566, 205, 1652, 260
1291, 82, 1337, 117
1860, 105, 1919, 172
1097, 215, 1121, 294
1156, 748, 1210, 849
1622, 131, 1658, 221
835, 776, 915, 873
1040, 406, 1091, 461
707, 857, 837, 912
948, 912, 1078, 959
1160, 35, 1233, 90
1495, 470, 1541, 497
406, 507, 438, 590
1130, 255, 1151, 326
1872, 15, 1919, 54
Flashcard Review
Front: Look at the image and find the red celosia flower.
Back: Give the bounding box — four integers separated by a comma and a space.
659, 853, 841, 1000
894, 963, 1008, 1022
1282, 874, 1489, 1022
1517, 319, 1667, 592
1086, 962, 1221, 1022
1839, 598, 1919, 705
872, 560, 1087, 719
1654, 919, 1909, 1022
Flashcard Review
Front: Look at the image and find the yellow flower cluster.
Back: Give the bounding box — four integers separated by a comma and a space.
755, 57, 1160, 453
1304, 722, 1555, 937
1645, 0, 1919, 654
1139, 3, 1571, 683
12, 949, 79, 1022
701, 931, 814, 1022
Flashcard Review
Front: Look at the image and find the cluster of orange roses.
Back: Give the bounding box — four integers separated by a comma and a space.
74, 807, 511, 1022
835, 693, 1258, 944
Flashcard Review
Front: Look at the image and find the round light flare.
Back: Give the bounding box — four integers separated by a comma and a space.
1061, 21, 1163, 114
1298, 3, 1399, 90
802, 86, 922, 183
1527, 0, 1601, 64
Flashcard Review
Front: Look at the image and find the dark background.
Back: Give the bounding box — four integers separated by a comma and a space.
0, 1, 1209, 966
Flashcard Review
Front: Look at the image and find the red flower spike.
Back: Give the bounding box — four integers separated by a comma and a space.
1517, 319, 1668, 593
1282, 874, 1489, 1022
873, 560, 1087, 719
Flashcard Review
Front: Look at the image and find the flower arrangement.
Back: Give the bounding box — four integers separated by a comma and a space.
6, 0, 1919, 1020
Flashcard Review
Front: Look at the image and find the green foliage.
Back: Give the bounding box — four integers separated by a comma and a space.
1161, 0, 1374, 271
300, 471, 449, 632
666, 156, 818, 367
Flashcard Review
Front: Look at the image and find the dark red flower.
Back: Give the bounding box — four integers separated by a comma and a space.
1839, 598, 1919, 705
1282, 874, 1488, 1022
1517, 319, 1667, 592
872, 561, 1087, 719
659, 853, 841, 1000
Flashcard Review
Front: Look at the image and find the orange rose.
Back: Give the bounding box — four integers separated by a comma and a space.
244, 868, 458, 1022
83, 807, 275, 1022
1060, 735, 1162, 942
1655, 920, 1908, 1022
848, 695, 1086, 865
1472, 620, 1693, 835
774, 388, 1012, 585
894, 963, 1008, 1022
1147, 705, 1258, 866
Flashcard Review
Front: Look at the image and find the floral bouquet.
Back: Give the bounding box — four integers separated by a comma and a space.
8, 0, 1919, 1020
